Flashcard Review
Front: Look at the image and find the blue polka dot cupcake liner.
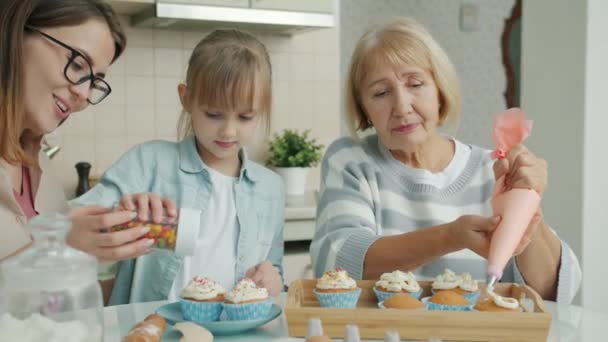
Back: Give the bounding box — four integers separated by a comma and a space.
313, 288, 362, 308
222, 297, 273, 321
431, 289, 480, 304
421, 297, 474, 311
179, 298, 223, 322
373, 287, 422, 302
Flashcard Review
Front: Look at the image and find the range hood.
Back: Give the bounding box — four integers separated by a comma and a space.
132, 2, 334, 35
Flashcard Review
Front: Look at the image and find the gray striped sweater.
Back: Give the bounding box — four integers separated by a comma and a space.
311, 134, 581, 303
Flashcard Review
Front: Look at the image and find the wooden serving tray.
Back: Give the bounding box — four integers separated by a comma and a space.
285, 280, 551, 342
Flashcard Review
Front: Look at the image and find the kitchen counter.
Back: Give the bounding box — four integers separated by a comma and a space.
105, 293, 607, 341
284, 191, 317, 242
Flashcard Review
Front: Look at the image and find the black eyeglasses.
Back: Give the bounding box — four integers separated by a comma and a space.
25, 25, 112, 105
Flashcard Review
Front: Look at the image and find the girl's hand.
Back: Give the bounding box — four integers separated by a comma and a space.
245, 261, 283, 296
493, 144, 548, 194
67, 206, 154, 262
448, 215, 501, 259
118, 192, 177, 223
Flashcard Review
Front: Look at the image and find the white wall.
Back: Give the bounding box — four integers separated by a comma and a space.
523, 0, 608, 311
582, 0, 608, 313
339, 0, 515, 146
520, 0, 586, 302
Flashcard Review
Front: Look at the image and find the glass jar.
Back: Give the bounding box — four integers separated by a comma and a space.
0, 213, 103, 342
111, 208, 199, 256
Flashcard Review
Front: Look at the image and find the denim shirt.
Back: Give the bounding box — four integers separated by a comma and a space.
70, 137, 285, 305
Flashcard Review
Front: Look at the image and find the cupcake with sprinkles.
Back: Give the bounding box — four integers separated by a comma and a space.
313, 267, 361, 308
373, 270, 422, 302
179, 276, 225, 322
431, 269, 480, 304
222, 278, 273, 320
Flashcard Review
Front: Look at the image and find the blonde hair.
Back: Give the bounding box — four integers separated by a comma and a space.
178, 29, 272, 139
345, 18, 461, 136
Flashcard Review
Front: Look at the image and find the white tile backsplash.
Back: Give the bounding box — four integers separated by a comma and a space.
154, 48, 185, 77
270, 52, 289, 82
63, 107, 95, 137
125, 76, 155, 105
94, 105, 126, 138
95, 136, 127, 172
53, 24, 340, 197
153, 30, 184, 48
126, 104, 156, 137
289, 53, 315, 81
154, 77, 182, 107
155, 105, 181, 138
125, 47, 155, 76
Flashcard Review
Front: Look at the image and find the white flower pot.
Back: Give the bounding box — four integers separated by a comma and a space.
274, 167, 309, 196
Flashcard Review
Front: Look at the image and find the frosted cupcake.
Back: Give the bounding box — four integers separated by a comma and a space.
431, 269, 480, 304
222, 278, 273, 320
179, 276, 225, 322
313, 268, 361, 308
378, 293, 425, 310
474, 289, 521, 312
422, 291, 474, 311
373, 270, 422, 302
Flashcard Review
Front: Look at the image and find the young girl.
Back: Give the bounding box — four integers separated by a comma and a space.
0, 0, 152, 263
72, 29, 286, 305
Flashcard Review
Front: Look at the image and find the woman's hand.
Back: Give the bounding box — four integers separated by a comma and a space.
448, 215, 500, 258
245, 261, 283, 296
493, 144, 547, 254
67, 206, 154, 262
118, 192, 177, 223
493, 144, 548, 194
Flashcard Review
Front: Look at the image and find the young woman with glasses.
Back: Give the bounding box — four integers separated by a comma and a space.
0, 0, 157, 263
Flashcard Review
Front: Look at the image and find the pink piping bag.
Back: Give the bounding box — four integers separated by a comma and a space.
487, 108, 541, 288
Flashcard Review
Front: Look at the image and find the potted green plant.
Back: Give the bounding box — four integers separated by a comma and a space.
267, 129, 324, 195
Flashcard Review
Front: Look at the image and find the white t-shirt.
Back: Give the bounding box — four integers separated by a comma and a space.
168, 168, 240, 300
397, 139, 472, 189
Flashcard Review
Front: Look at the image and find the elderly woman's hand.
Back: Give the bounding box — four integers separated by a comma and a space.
448, 215, 500, 258
492, 144, 548, 254
493, 144, 548, 194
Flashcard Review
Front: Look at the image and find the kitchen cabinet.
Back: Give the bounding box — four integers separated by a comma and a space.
106, 0, 153, 16
250, 0, 333, 14
160, 0, 248, 7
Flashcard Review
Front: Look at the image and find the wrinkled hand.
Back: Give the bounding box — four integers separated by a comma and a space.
493, 144, 548, 194
245, 261, 283, 296
493, 144, 547, 254
449, 215, 501, 259
67, 206, 154, 262
511, 210, 543, 255
118, 192, 177, 223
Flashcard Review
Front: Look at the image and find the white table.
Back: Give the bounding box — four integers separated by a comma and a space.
104, 294, 608, 342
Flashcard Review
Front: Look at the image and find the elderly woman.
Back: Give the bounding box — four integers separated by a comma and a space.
310, 18, 581, 303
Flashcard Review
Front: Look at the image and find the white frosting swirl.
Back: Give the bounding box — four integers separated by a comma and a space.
459, 273, 479, 292
431, 269, 460, 290
486, 288, 520, 310
316, 268, 357, 290
432, 269, 479, 292
375, 271, 420, 293
225, 278, 269, 303
180, 276, 226, 301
